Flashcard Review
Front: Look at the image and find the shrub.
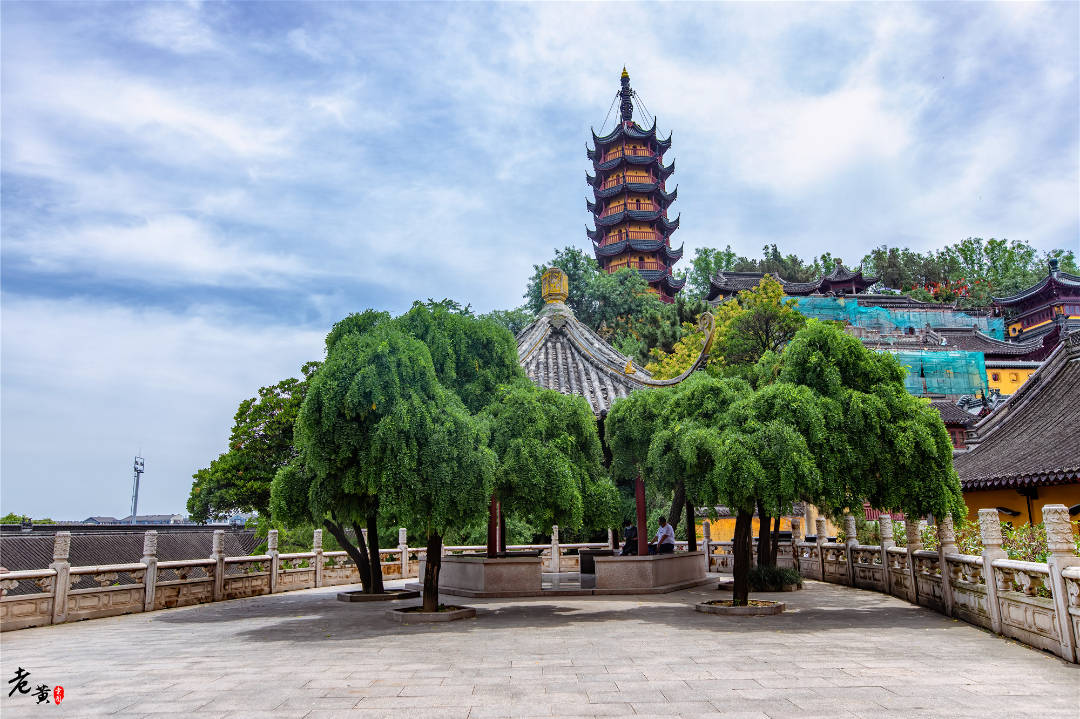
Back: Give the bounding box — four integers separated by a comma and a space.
748, 565, 802, 591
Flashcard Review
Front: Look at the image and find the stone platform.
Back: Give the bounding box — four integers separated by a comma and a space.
2, 578, 1077, 718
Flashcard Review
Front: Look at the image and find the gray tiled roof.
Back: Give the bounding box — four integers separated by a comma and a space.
517, 302, 651, 416
0, 529, 257, 574
954, 330, 1080, 491
929, 400, 978, 427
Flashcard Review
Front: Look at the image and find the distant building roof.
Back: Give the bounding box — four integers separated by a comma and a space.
707, 262, 878, 301
930, 400, 978, 428
992, 259, 1080, 306
933, 327, 1042, 358
82, 516, 119, 524
954, 329, 1080, 492
0, 529, 258, 594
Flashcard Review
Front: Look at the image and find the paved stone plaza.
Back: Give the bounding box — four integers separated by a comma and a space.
2, 579, 1076, 718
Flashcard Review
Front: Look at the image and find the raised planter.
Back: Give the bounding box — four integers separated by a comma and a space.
696, 599, 785, 616
593, 551, 706, 591
419, 555, 542, 596
386, 605, 476, 624
337, 589, 419, 603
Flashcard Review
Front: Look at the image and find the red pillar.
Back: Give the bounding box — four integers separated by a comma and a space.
635, 475, 648, 557
487, 494, 499, 558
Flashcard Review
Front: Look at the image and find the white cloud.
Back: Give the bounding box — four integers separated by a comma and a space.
7, 215, 311, 288
132, 3, 217, 55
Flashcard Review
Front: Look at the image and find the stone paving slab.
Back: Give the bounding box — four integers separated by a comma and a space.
1, 578, 1077, 718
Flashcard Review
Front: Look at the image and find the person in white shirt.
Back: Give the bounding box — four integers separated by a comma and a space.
653, 516, 675, 554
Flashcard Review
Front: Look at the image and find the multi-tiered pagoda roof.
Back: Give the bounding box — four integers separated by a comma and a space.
586, 69, 684, 302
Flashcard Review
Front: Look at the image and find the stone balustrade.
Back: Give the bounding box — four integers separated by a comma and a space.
0, 525, 621, 632
707, 505, 1080, 664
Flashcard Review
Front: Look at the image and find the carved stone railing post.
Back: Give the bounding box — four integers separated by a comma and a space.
702, 519, 713, 573
268, 530, 280, 593
50, 532, 71, 624
1043, 504, 1080, 663
313, 529, 324, 588
879, 514, 894, 595
815, 517, 827, 581
211, 530, 225, 602
906, 520, 923, 605
978, 509, 1006, 634
843, 513, 858, 586
398, 528, 409, 578
936, 516, 957, 617
788, 517, 802, 574
142, 530, 158, 612
550, 525, 560, 574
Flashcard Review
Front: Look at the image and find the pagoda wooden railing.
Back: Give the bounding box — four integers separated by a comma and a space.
609, 259, 666, 272
600, 201, 658, 217
601, 173, 655, 190
599, 230, 663, 247
601, 147, 656, 162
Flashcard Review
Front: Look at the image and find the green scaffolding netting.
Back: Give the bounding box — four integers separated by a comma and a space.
890, 350, 989, 397
790, 296, 1005, 339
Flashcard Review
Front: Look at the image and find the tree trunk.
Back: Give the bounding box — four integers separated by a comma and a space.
487, 494, 499, 558
351, 522, 376, 593
756, 502, 772, 568
366, 512, 384, 594
769, 515, 781, 566
685, 500, 696, 552
732, 510, 753, 606
323, 518, 371, 593
498, 501, 507, 554
666, 480, 686, 532
635, 475, 648, 557
422, 532, 442, 612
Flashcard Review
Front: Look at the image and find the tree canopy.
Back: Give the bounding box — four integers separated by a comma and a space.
481, 382, 619, 534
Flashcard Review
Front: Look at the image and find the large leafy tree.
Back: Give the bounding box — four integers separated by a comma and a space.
188, 362, 320, 523
643, 373, 750, 547
287, 321, 496, 608
613, 319, 963, 606
481, 382, 619, 541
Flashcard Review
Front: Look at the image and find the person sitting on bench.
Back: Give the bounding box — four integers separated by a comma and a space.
651, 516, 676, 554
620, 520, 638, 556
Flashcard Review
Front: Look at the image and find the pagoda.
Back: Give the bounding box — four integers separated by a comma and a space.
587, 69, 684, 302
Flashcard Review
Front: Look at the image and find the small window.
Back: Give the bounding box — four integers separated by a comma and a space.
991, 373, 1000, 381
1009, 372, 1018, 382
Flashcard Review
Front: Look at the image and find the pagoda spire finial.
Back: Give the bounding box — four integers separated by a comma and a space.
619, 68, 633, 123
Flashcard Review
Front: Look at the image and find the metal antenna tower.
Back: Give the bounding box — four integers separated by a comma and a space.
130, 456, 145, 525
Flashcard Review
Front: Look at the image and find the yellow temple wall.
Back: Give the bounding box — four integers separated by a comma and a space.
986, 367, 1038, 395
692, 514, 839, 542
962, 483, 1080, 526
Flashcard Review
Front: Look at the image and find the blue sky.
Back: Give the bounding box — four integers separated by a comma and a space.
2, 2, 1078, 520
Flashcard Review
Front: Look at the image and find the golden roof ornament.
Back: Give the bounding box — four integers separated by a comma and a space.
541, 267, 569, 304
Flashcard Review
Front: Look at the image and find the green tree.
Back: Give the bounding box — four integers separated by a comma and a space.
188, 361, 320, 523
482, 382, 619, 540
396, 299, 523, 414
481, 306, 534, 336
0, 513, 55, 524
713, 275, 806, 368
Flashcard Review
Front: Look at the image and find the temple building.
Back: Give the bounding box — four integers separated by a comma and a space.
706, 261, 878, 302
587, 69, 684, 302
994, 257, 1080, 353
953, 329, 1080, 525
